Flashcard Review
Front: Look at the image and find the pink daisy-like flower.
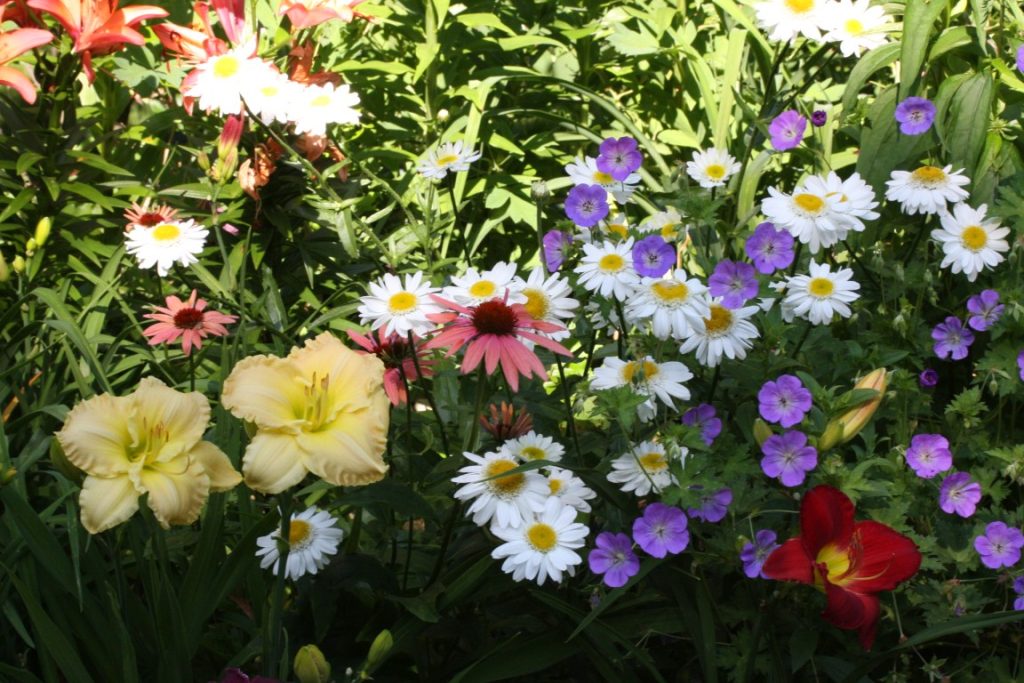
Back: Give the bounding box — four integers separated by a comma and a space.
142, 290, 237, 356
346, 329, 431, 407
424, 295, 572, 391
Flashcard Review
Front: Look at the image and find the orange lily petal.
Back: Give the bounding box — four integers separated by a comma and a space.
0, 28, 54, 64
0, 64, 39, 103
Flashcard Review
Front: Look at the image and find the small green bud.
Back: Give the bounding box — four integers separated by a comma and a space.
293, 644, 331, 683
753, 419, 773, 447
0, 252, 9, 282
25, 238, 37, 255
1, 467, 16, 486
365, 629, 393, 671
34, 217, 52, 246
12, 255, 25, 273
531, 180, 550, 202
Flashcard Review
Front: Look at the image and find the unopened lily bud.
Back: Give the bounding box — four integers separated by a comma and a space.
25, 238, 37, 255
819, 368, 887, 451
12, 255, 25, 273
0, 252, 9, 282
294, 644, 330, 683
365, 629, 393, 671
436, 108, 449, 121
753, 419, 773, 447
34, 217, 52, 246
212, 115, 244, 183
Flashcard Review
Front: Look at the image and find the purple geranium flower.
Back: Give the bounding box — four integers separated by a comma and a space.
744, 222, 795, 275
681, 403, 722, 446
966, 289, 1004, 332
974, 522, 1024, 569
768, 110, 807, 151
758, 374, 813, 427
939, 471, 982, 518
708, 259, 758, 308
1019, 350, 1024, 381
565, 184, 609, 227
632, 503, 689, 558
596, 137, 643, 181
811, 110, 827, 127
542, 230, 572, 272
632, 234, 675, 278
894, 96, 937, 135
932, 317, 974, 360
687, 487, 732, 523
919, 368, 939, 388
760, 430, 818, 487
1017, 45, 1024, 73
905, 434, 953, 479
1014, 576, 1024, 611
588, 531, 641, 588
739, 529, 780, 579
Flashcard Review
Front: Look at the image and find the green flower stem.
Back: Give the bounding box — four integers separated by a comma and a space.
264, 491, 293, 678
446, 178, 469, 263
407, 331, 451, 456
554, 356, 582, 463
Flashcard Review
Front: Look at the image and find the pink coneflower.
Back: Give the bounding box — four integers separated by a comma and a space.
480, 402, 534, 442
142, 290, 237, 355
424, 295, 571, 391
346, 329, 431, 406
125, 201, 179, 232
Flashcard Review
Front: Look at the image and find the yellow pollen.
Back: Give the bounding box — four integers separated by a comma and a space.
785, 0, 814, 12
523, 289, 549, 320
607, 223, 629, 239
261, 85, 279, 97
912, 166, 946, 185
436, 154, 460, 166
152, 223, 181, 241
808, 277, 835, 297
469, 280, 497, 298
704, 305, 733, 335
638, 452, 668, 471
388, 291, 417, 312
598, 253, 624, 272
960, 226, 987, 251
485, 459, 525, 495
548, 479, 562, 494
520, 446, 546, 461
592, 171, 614, 184
651, 280, 689, 303
310, 94, 331, 107
844, 18, 864, 34
815, 543, 852, 587
621, 360, 659, 384
793, 193, 825, 214
705, 164, 726, 180
287, 519, 312, 545
527, 523, 557, 551
213, 55, 239, 78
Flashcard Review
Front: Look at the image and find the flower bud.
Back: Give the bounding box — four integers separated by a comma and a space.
0, 252, 9, 282
34, 217, 52, 246
0, 467, 16, 486
819, 368, 887, 451
293, 644, 331, 683
753, 419, 773, 447
364, 629, 393, 671
212, 115, 244, 183
436, 108, 449, 121
531, 180, 550, 202
12, 255, 25, 273
25, 238, 37, 255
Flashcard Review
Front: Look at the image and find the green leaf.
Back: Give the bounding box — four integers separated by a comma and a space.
840, 43, 900, 114
936, 70, 994, 178
899, 0, 950, 100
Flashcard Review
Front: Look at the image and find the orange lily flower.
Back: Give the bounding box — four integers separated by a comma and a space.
26, 0, 168, 81
0, 27, 54, 103
279, 0, 367, 30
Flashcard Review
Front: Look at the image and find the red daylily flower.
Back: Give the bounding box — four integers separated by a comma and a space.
762, 485, 921, 650
0, 27, 54, 103
27, 0, 168, 81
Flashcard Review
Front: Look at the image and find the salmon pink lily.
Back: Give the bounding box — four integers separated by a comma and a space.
0, 27, 54, 103
762, 485, 921, 650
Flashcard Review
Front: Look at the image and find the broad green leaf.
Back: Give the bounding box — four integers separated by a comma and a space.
899, 0, 950, 100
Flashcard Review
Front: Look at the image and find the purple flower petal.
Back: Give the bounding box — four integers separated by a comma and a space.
894, 96, 936, 136
768, 110, 807, 151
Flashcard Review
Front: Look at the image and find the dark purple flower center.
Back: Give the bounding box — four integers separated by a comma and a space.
173, 307, 204, 329
472, 300, 518, 336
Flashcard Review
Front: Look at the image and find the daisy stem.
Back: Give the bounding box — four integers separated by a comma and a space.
613, 298, 630, 355
446, 178, 469, 263
467, 365, 487, 452
790, 322, 812, 359
706, 365, 721, 403
535, 199, 548, 276
554, 356, 582, 462
188, 351, 196, 393
407, 331, 451, 456
265, 491, 293, 678
841, 239, 881, 291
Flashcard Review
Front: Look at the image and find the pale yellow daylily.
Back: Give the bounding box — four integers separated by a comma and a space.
221, 332, 390, 494
56, 377, 241, 534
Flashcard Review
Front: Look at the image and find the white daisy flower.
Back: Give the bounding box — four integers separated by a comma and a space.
358, 271, 442, 337
931, 203, 1011, 282
417, 140, 482, 180
624, 270, 710, 340
591, 356, 693, 422
184, 44, 264, 115
638, 208, 686, 241
241, 65, 299, 124
443, 262, 525, 306
607, 441, 682, 496
761, 182, 858, 253
884, 165, 970, 216
125, 219, 208, 277
544, 467, 597, 513
513, 268, 578, 341
679, 300, 760, 367
755, 0, 825, 42
574, 238, 640, 300
491, 497, 588, 586
827, 171, 881, 221
290, 82, 361, 137
565, 156, 641, 204
452, 451, 549, 529
686, 148, 742, 189
255, 507, 343, 581
822, 0, 890, 57
782, 261, 861, 325
503, 431, 565, 463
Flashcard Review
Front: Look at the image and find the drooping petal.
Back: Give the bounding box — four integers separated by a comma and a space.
79, 474, 140, 534
761, 538, 814, 584
800, 485, 855, 557
241, 431, 309, 494
821, 579, 880, 650
221, 354, 305, 432
130, 377, 209, 461
136, 457, 210, 528
0, 65, 39, 103
25, 0, 80, 39
56, 393, 133, 476
299, 395, 389, 486
189, 441, 241, 492
846, 520, 921, 593
0, 27, 54, 64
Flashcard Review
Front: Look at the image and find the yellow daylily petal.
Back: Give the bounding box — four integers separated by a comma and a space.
136, 457, 210, 528
299, 392, 390, 486
129, 377, 210, 462
56, 394, 133, 476
291, 332, 385, 416
222, 355, 305, 432
241, 431, 308, 494
190, 441, 241, 492
79, 474, 140, 534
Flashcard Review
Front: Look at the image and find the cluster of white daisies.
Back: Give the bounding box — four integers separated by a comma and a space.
755, 0, 892, 56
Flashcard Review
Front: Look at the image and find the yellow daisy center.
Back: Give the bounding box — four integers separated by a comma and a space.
436, 154, 460, 166
520, 446, 546, 461
213, 55, 239, 78
485, 459, 525, 495
469, 280, 496, 298
660, 223, 679, 240
548, 478, 563, 494
261, 85, 279, 97
808, 277, 835, 297
912, 166, 946, 185
522, 289, 549, 320
960, 225, 987, 251
844, 18, 864, 34
388, 291, 417, 313
527, 522, 557, 551
310, 94, 331, 107
598, 253, 624, 272
288, 519, 312, 545
793, 193, 825, 214
152, 223, 181, 241
704, 305, 733, 335
651, 280, 689, 303
705, 164, 726, 180
592, 171, 613, 184
607, 223, 629, 239
638, 452, 668, 471
785, 0, 814, 12
621, 359, 659, 383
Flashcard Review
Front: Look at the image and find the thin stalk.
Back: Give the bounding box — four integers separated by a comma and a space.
613, 298, 630, 355
446, 178, 469, 263
407, 331, 451, 456
188, 352, 196, 392
264, 491, 293, 678
706, 365, 722, 403
554, 356, 582, 462
790, 322, 812, 359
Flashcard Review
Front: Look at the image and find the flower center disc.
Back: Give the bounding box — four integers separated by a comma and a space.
912, 166, 946, 185
793, 193, 825, 214
436, 154, 459, 166
522, 289, 549, 320
288, 519, 312, 546
815, 542, 852, 585
471, 300, 518, 335
152, 223, 182, 241
785, 0, 813, 12
261, 85, 279, 97
468, 280, 497, 299
172, 307, 204, 329
621, 360, 659, 383
520, 446, 546, 461
651, 280, 689, 303
310, 94, 331, 107
548, 479, 562, 494
808, 277, 835, 297
639, 452, 668, 471
388, 291, 417, 312
705, 164, 726, 179
704, 305, 733, 335
598, 253, 625, 272
485, 459, 525, 495
844, 18, 864, 34
607, 223, 629, 239
960, 226, 987, 251
213, 55, 239, 78
592, 171, 613, 184
527, 523, 557, 551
